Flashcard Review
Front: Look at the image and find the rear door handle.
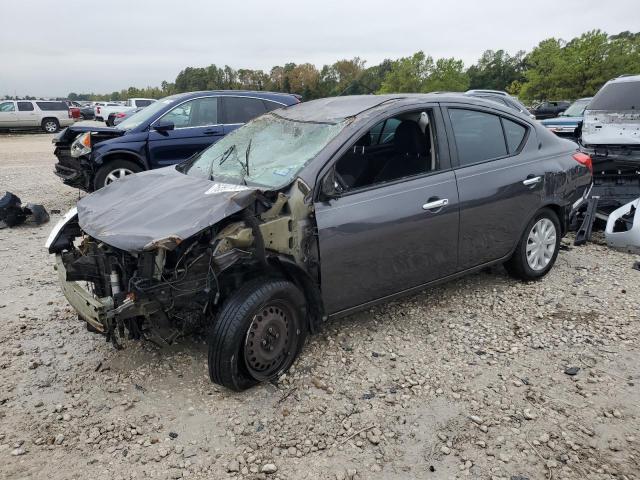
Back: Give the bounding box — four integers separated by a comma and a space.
523, 176, 541, 186
422, 198, 448, 210
203, 129, 220, 135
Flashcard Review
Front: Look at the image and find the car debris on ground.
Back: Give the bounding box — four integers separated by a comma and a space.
0, 191, 49, 228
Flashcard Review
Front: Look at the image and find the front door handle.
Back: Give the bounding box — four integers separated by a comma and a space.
523, 176, 542, 186
203, 129, 220, 135
422, 198, 448, 210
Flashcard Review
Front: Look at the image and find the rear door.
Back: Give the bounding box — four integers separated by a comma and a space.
0, 101, 17, 127
17, 101, 39, 126
314, 106, 459, 314
147, 96, 223, 168
220, 96, 284, 135
443, 104, 542, 269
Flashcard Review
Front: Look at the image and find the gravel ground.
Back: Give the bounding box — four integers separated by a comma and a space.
1, 130, 639, 480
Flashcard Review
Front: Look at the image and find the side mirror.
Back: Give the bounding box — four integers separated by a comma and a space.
320, 169, 341, 200
153, 120, 175, 133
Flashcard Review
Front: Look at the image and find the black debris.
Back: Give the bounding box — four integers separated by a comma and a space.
0, 192, 49, 228
361, 392, 375, 400
633, 261, 640, 271
169, 432, 178, 439
564, 366, 580, 376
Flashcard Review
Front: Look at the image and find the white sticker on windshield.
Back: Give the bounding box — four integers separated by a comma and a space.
205, 183, 252, 195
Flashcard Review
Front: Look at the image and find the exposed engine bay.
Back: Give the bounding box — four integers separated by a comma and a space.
47, 178, 321, 348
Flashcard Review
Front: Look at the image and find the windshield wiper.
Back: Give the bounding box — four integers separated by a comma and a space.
244, 139, 251, 178
209, 144, 236, 180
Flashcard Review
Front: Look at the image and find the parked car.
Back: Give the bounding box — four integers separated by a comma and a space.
574, 75, 640, 241
540, 97, 592, 138
79, 105, 95, 120
0, 100, 74, 133
53, 91, 300, 191
109, 108, 143, 127
465, 90, 535, 119
531, 101, 571, 120
95, 98, 156, 123
47, 93, 592, 390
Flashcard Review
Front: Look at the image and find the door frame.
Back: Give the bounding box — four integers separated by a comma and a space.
312, 102, 453, 202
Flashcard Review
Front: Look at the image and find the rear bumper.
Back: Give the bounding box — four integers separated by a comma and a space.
55, 255, 109, 332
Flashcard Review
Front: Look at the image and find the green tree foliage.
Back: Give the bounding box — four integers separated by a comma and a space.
58, 30, 639, 104
467, 49, 525, 91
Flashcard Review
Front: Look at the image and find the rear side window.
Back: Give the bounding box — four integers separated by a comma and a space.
502, 118, 527, 153
588, 81, 640, 110
136, 100, 153, 107
263, 100, 283, 113
0, 102, 15, 112
36, 101, 68, 111
222, 97, 267, 124
17, 102, 34, 111
449, 109, 507, 166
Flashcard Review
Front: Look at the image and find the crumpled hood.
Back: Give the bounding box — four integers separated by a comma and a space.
77, 167, 258, 252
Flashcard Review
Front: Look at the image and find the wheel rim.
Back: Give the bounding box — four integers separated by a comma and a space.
526, 218, 556, 271
244, 301, 297, 381
44, 121, 57, 132
104, 168, 134, 186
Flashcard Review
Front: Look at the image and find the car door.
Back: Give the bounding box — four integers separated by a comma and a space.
16, 101, 38, 126
314, 106, 459, 314
147, 96, 223, 168
220, 96, 282, 135
443, 104, 542, 270
0, 101, 17, 127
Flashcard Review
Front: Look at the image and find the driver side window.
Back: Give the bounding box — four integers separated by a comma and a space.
334, 110, 437, 192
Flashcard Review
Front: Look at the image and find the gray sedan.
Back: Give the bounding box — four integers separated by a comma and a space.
47, 94, 593, 390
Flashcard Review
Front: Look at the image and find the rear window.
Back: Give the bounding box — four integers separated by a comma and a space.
588, 81, 640, 111
136, 100, 154, 107
36, 101, 68, 111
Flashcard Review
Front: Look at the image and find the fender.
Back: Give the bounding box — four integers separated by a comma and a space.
95, 149, 150, 170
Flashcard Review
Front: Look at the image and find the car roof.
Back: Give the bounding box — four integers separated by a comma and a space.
609, 74, 640, 83
174, 90, 299, 105
276, 93, 526, 123
466, 89, 509, 96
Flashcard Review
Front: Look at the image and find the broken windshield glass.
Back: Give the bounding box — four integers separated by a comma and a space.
185, 113, 346, 188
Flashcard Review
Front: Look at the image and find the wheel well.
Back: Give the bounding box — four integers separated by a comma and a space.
218, 258, 324, 334
543, 203, 567, 235
99, 153, 146, 171
41, 117, 58, 125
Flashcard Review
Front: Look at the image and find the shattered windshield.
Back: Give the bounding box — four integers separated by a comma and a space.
184, 113, 346, 188
116, 96, 178, 130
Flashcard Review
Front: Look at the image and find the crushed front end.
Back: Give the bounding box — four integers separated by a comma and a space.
46, 175, 320, 349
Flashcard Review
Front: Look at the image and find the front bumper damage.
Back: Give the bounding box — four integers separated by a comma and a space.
55, 255, 110, 333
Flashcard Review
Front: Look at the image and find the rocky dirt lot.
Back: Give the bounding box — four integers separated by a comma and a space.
0, 130, 639, 480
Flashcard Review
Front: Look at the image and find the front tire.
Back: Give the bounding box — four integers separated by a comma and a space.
208, 277, 307, 391
505, 208, 561, 281
42, 118, 59, 133
93, 159, 143, 190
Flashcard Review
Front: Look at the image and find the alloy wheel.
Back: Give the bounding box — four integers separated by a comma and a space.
104, 168, 134, 186
44, 121, 57, 133
526, 218, 557, 271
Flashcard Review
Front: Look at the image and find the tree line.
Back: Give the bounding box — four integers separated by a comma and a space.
63, 30, 639, 104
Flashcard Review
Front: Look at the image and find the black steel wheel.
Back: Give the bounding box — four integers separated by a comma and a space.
208, 277, 307, 391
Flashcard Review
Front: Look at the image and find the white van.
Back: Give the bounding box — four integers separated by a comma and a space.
0, 100, 75, 133
582, 75, 640, 146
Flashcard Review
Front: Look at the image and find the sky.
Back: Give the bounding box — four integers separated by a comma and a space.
1, 0, 638, 97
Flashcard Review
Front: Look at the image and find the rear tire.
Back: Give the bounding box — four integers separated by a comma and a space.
93, 159, 143, 190
208, 277, 307, 391
42, 118, 59, 133
504, 208, 561, 281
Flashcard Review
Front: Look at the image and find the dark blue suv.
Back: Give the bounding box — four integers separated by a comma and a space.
53, 91, 300, 191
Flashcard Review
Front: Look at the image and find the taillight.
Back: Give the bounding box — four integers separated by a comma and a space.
572, 152, 592, 173
68, 109, 72, 118
97, 107, 101, 114
116, 112, 126, 118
